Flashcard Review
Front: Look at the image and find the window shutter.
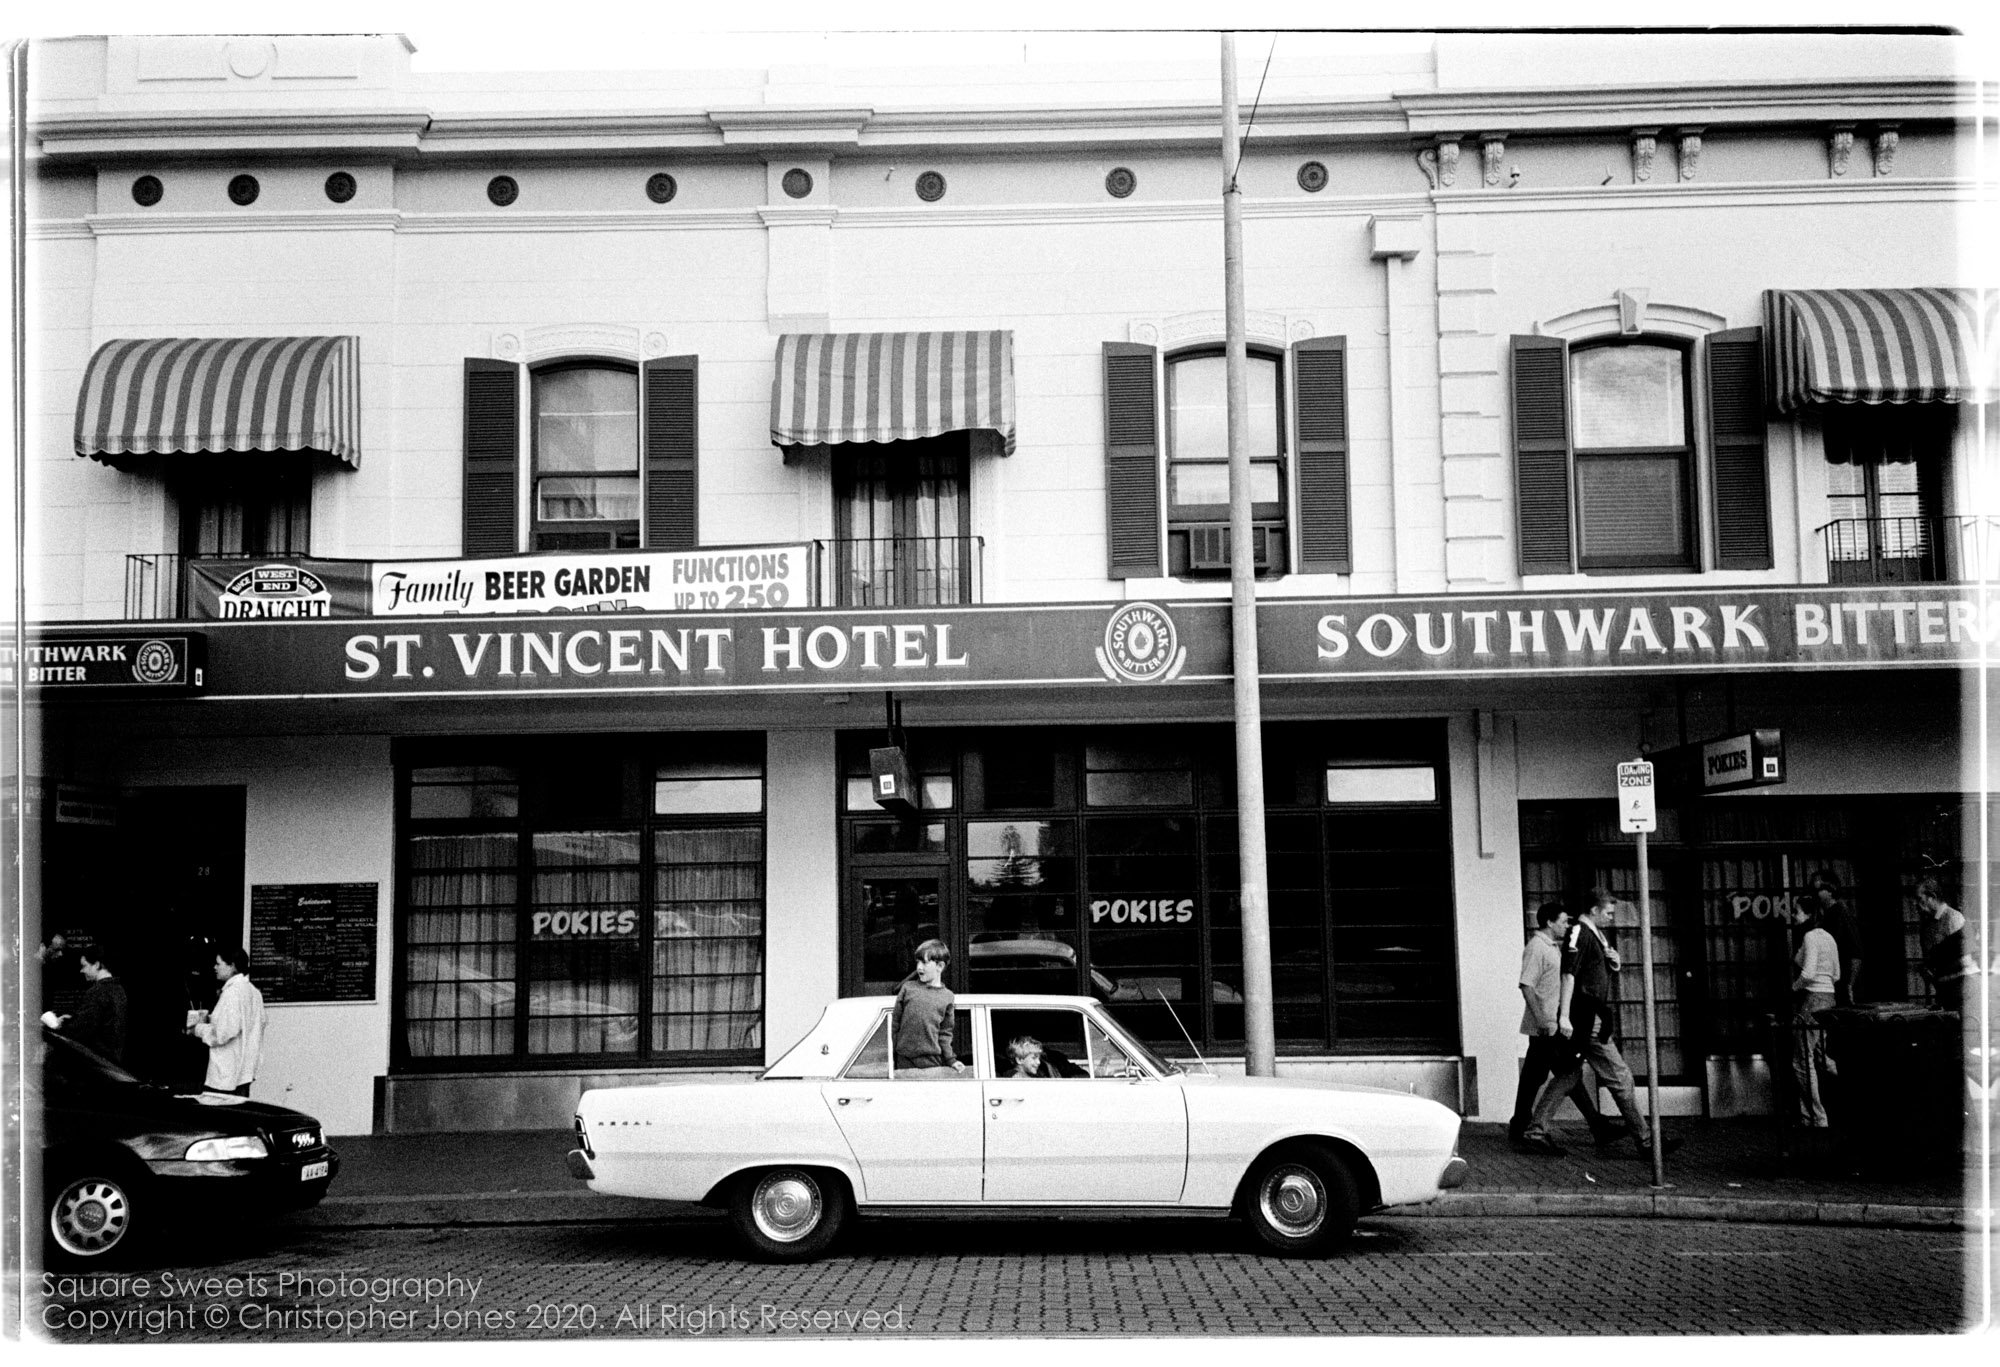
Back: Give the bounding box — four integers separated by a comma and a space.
1103, 342, 1161, 579
1707, 327, 1772, 570
644, 355, 699, 551
1293, 336, 1350, 574
463, 358, 520, 556
1511, 335, 1573, 575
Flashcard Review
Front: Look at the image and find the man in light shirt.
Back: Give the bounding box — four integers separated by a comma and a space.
190, 946, 266, 1097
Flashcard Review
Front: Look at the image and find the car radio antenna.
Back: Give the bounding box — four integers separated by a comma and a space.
1148, 985, 1214, 1075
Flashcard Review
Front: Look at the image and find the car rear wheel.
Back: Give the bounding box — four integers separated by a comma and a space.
1243, 1143, 1358, 1257
728, 1167, 848, 1262
48, 1170, 142, 1264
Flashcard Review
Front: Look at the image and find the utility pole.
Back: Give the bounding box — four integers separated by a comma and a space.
1221, 33, 1275, 1077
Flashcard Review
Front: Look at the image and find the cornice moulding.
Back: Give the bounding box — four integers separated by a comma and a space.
83, 209, 404, 235
34, 109, 432, 160
708, 106, 874, 146
1430, 176, 1968, 213
1400, 79, 1978, 134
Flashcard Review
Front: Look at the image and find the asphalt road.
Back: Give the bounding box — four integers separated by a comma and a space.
30, 1215, 1973, 1342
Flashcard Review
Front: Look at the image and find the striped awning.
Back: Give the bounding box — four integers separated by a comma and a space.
771, 330, 1015, 455
75, 335, 361, 468
1764, 288, 1997, 414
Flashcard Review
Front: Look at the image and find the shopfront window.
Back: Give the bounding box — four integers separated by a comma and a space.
840, 723, 1456, 1056
396, 737, 764, 1069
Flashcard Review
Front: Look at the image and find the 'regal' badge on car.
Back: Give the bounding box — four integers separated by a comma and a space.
569, 992, 1467, 1262
1097, 602, 1186, 684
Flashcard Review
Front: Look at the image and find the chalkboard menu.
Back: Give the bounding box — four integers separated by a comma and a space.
249, 883, 378, 1003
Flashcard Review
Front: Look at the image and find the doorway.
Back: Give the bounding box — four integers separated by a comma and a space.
845, 862, 954, 996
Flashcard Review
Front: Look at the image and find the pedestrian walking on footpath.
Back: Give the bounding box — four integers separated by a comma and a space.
189, 946, 266, 1097
1811, 873, 1863, 1006
1510, 901, 1624, 1155
1547, 889, 1680, 1162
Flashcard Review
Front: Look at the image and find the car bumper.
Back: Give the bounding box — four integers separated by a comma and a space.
1437, 1156, 1469, 1190
566, 1149, 595, 1181
145, 1149, 341, 1210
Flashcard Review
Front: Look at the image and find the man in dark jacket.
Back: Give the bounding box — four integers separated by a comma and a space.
60, 947, 129, 1064
1553, 890, 1679, 1161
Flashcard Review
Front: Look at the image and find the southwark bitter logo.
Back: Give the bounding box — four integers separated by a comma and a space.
1097, 602, 1186, 684
218, 565, 332, 619
130, 639, 181, 685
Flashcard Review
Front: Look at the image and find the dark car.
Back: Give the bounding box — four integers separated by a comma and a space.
38, 1027, 340, 1263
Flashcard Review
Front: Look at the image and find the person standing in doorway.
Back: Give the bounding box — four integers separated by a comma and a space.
1553, 889, 1680, 1161
189, 946, 265, 1097
1789, 897, 1840, 1129
1811, 874, 1862, 1007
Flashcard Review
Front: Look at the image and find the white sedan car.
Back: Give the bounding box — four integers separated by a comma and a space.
568, 994, 1467, 1261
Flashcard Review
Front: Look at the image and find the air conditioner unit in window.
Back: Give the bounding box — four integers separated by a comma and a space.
1187, 523, 1273, 572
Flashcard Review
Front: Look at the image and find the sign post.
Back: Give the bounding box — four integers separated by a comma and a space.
1617, 759, 1667, 1189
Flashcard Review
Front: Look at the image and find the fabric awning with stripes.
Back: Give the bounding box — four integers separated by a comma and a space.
770, 330, 1015, 455
74, 335, 361, 468
1763, 287, 1997, 414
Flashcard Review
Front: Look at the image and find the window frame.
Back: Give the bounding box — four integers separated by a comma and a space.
529, 359, 642, 551
173, 456, 315, 561
831, 434, 974, 607
1164, 346, 1289, 527
392, 737, 767, 1073
1567, 336, 1698, 573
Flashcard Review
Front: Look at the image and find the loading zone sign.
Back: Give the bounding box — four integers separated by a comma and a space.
1618, 761, 1657, 834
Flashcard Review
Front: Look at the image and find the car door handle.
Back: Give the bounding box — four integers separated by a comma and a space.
836, 1096, 870, 1106
989, 1096, 1023, 1107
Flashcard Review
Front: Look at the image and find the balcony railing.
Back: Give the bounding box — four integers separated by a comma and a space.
815, 536, 984, 608
1817, 516, 2000, 585
126, 553, 188, 620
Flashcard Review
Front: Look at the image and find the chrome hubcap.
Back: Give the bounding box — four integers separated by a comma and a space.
1258, 1164, 1326, 1238
52, 1179, 131, 1256
751, 1174, 822, 1243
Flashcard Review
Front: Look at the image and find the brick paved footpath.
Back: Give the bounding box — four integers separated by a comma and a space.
28, 1216, 1976, 1342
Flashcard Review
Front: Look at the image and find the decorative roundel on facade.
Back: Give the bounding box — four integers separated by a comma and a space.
915, 170, 947, 202
131, 175, 164, 207
781, 168, 814, 199
487, 175, 519, 207
1297, 160, 1329, 193
646, 173, 678, 204
1096, 602, 1187, 684
227, 174, 260, 206
131, 640, 180, 685
1105, 167, 1137, 198
324, 171, 357, 204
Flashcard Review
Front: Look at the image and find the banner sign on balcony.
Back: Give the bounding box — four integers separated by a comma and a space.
369, 545, 811, 617
188, 558, 372, 620
2, 633, 205, 690
39, 584, 1995, 702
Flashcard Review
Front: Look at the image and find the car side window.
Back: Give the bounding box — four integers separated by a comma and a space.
1086, 1018, 1144, 1078
988, 1008, 1089, 1079
842, 1015, 892, 1079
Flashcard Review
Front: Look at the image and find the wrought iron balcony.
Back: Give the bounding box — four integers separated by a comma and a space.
125, 553, 187, 620
1817, 515, 2000, 585
815, 536, 984, 608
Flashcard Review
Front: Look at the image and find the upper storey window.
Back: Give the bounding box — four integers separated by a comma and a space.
1568, 341, 1694, 571
533, 364, 641, 551
1165, 351, 1286, 575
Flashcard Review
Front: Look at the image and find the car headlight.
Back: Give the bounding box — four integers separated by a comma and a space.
185, 1135, 269, 1161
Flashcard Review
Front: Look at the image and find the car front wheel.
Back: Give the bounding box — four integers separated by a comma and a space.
728, 1167, 849, 1262
48, 1170, 142, 1264
1243, 1143, 1358, 1257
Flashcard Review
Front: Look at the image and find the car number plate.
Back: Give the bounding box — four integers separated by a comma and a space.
300, 1160, 329, 1181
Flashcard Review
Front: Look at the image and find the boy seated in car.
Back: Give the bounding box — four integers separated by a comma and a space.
1005, 1034, 1084, 1078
